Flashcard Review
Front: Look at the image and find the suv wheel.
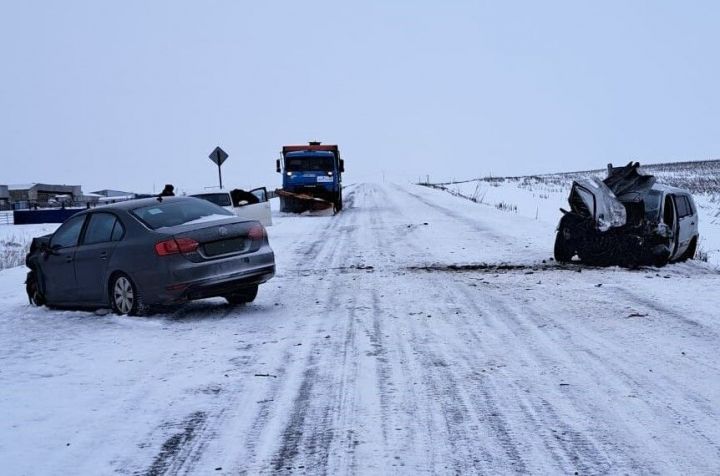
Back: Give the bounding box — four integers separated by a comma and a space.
678, 236, 698, 262
553, 231, 573, 262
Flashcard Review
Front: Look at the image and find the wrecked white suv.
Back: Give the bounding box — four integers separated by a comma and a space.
554, 162, 699, 267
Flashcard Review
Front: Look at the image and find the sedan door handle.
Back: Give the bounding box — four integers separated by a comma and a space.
65, 256, 73, 263
99, 251, 108, 260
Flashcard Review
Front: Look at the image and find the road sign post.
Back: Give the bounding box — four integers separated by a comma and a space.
208, 146, 229, 189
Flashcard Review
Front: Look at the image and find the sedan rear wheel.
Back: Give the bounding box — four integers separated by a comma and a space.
111, 274, 141, 315
225, 285, 259, 305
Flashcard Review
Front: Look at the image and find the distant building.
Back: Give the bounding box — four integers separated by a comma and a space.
8, 183, 83, 207
9, 183, 83, 202
81, 193, 102, 205
91, 189, 138, 204
92, 189, 136, 198
0, 185, 9, 209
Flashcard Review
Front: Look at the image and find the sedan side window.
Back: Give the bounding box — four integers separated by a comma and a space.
111, 219, 125, 241
84, 213, 119, 245
50, 215, 86, 249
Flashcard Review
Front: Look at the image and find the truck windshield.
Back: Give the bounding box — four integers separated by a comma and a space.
285, 157, 334, 172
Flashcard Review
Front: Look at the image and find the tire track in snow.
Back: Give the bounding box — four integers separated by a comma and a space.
453, 282, 643, 473
244, 190, 364, 473
127, 190, 365, 475
447, 272, 720, 473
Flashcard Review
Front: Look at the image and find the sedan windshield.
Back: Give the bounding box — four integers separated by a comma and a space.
131, 199, 233, 230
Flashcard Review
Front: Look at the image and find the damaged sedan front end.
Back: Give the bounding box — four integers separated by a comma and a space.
554, 162, 699, 267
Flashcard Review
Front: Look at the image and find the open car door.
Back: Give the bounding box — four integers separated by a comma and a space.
233, 187, 272, 226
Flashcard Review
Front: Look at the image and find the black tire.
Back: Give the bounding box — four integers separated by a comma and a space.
678, 236, 698, 262
109, 273, 144, 316
553, 231, 573, 262
225, 285, 259, 305
652, 255, 669, 267
336, 191, 343, 212
26, 269, 46, 306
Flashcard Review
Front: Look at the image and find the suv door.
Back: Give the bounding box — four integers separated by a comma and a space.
235, 187, 272, 226
42, 214, 87, 303
674, 195, 695, 258
74, 212, 125, 303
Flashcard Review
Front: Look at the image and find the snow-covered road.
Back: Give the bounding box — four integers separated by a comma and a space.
2, 183, 720, 475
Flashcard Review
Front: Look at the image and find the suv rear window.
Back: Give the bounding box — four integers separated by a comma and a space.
131, 198, 233, 230
190, 193, 232, 207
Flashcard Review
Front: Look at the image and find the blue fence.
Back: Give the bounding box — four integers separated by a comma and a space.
13, 209, 82, 225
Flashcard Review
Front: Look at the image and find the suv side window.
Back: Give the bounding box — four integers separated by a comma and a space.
84, 213, 119, 245
250, 187, 268, 202
676, 196, 691, 218
680, 196, 694, 217
50, 215, 86, 249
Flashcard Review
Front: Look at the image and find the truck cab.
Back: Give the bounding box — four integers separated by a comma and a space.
276, 142, 345, 212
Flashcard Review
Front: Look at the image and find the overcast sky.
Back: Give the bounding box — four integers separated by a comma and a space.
1, 1, 719, 193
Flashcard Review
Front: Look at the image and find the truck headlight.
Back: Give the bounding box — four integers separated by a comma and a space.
286, 172, 292, 176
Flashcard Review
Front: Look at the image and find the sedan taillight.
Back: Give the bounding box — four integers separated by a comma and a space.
248, 224, 266, 241
155, 237, 199, 256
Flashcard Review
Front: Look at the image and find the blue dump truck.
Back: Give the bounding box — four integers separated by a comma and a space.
275, 141, 345, 213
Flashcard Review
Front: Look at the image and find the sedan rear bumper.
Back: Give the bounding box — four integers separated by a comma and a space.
134, 246, 276, 305
181, 264, 275, 301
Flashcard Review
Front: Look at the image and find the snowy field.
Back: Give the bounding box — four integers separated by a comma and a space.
1, 182, 720, 474
0, 224, 59, 270
426, 160, 720, 266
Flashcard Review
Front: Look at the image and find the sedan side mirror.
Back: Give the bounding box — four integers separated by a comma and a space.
44, 243, 62, 256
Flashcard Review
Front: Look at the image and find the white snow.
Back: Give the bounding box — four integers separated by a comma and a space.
0, 224, 59, 270
433, 162, 720, 266
1, 182, 719, 474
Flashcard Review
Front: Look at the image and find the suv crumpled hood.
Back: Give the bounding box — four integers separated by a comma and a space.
604, 162, 656, 198
570, 178, 627, 231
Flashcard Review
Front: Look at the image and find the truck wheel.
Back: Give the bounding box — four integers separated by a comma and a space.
336, 192, 343, 211
553, 232, 573, 262
226, 285, 259, 305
